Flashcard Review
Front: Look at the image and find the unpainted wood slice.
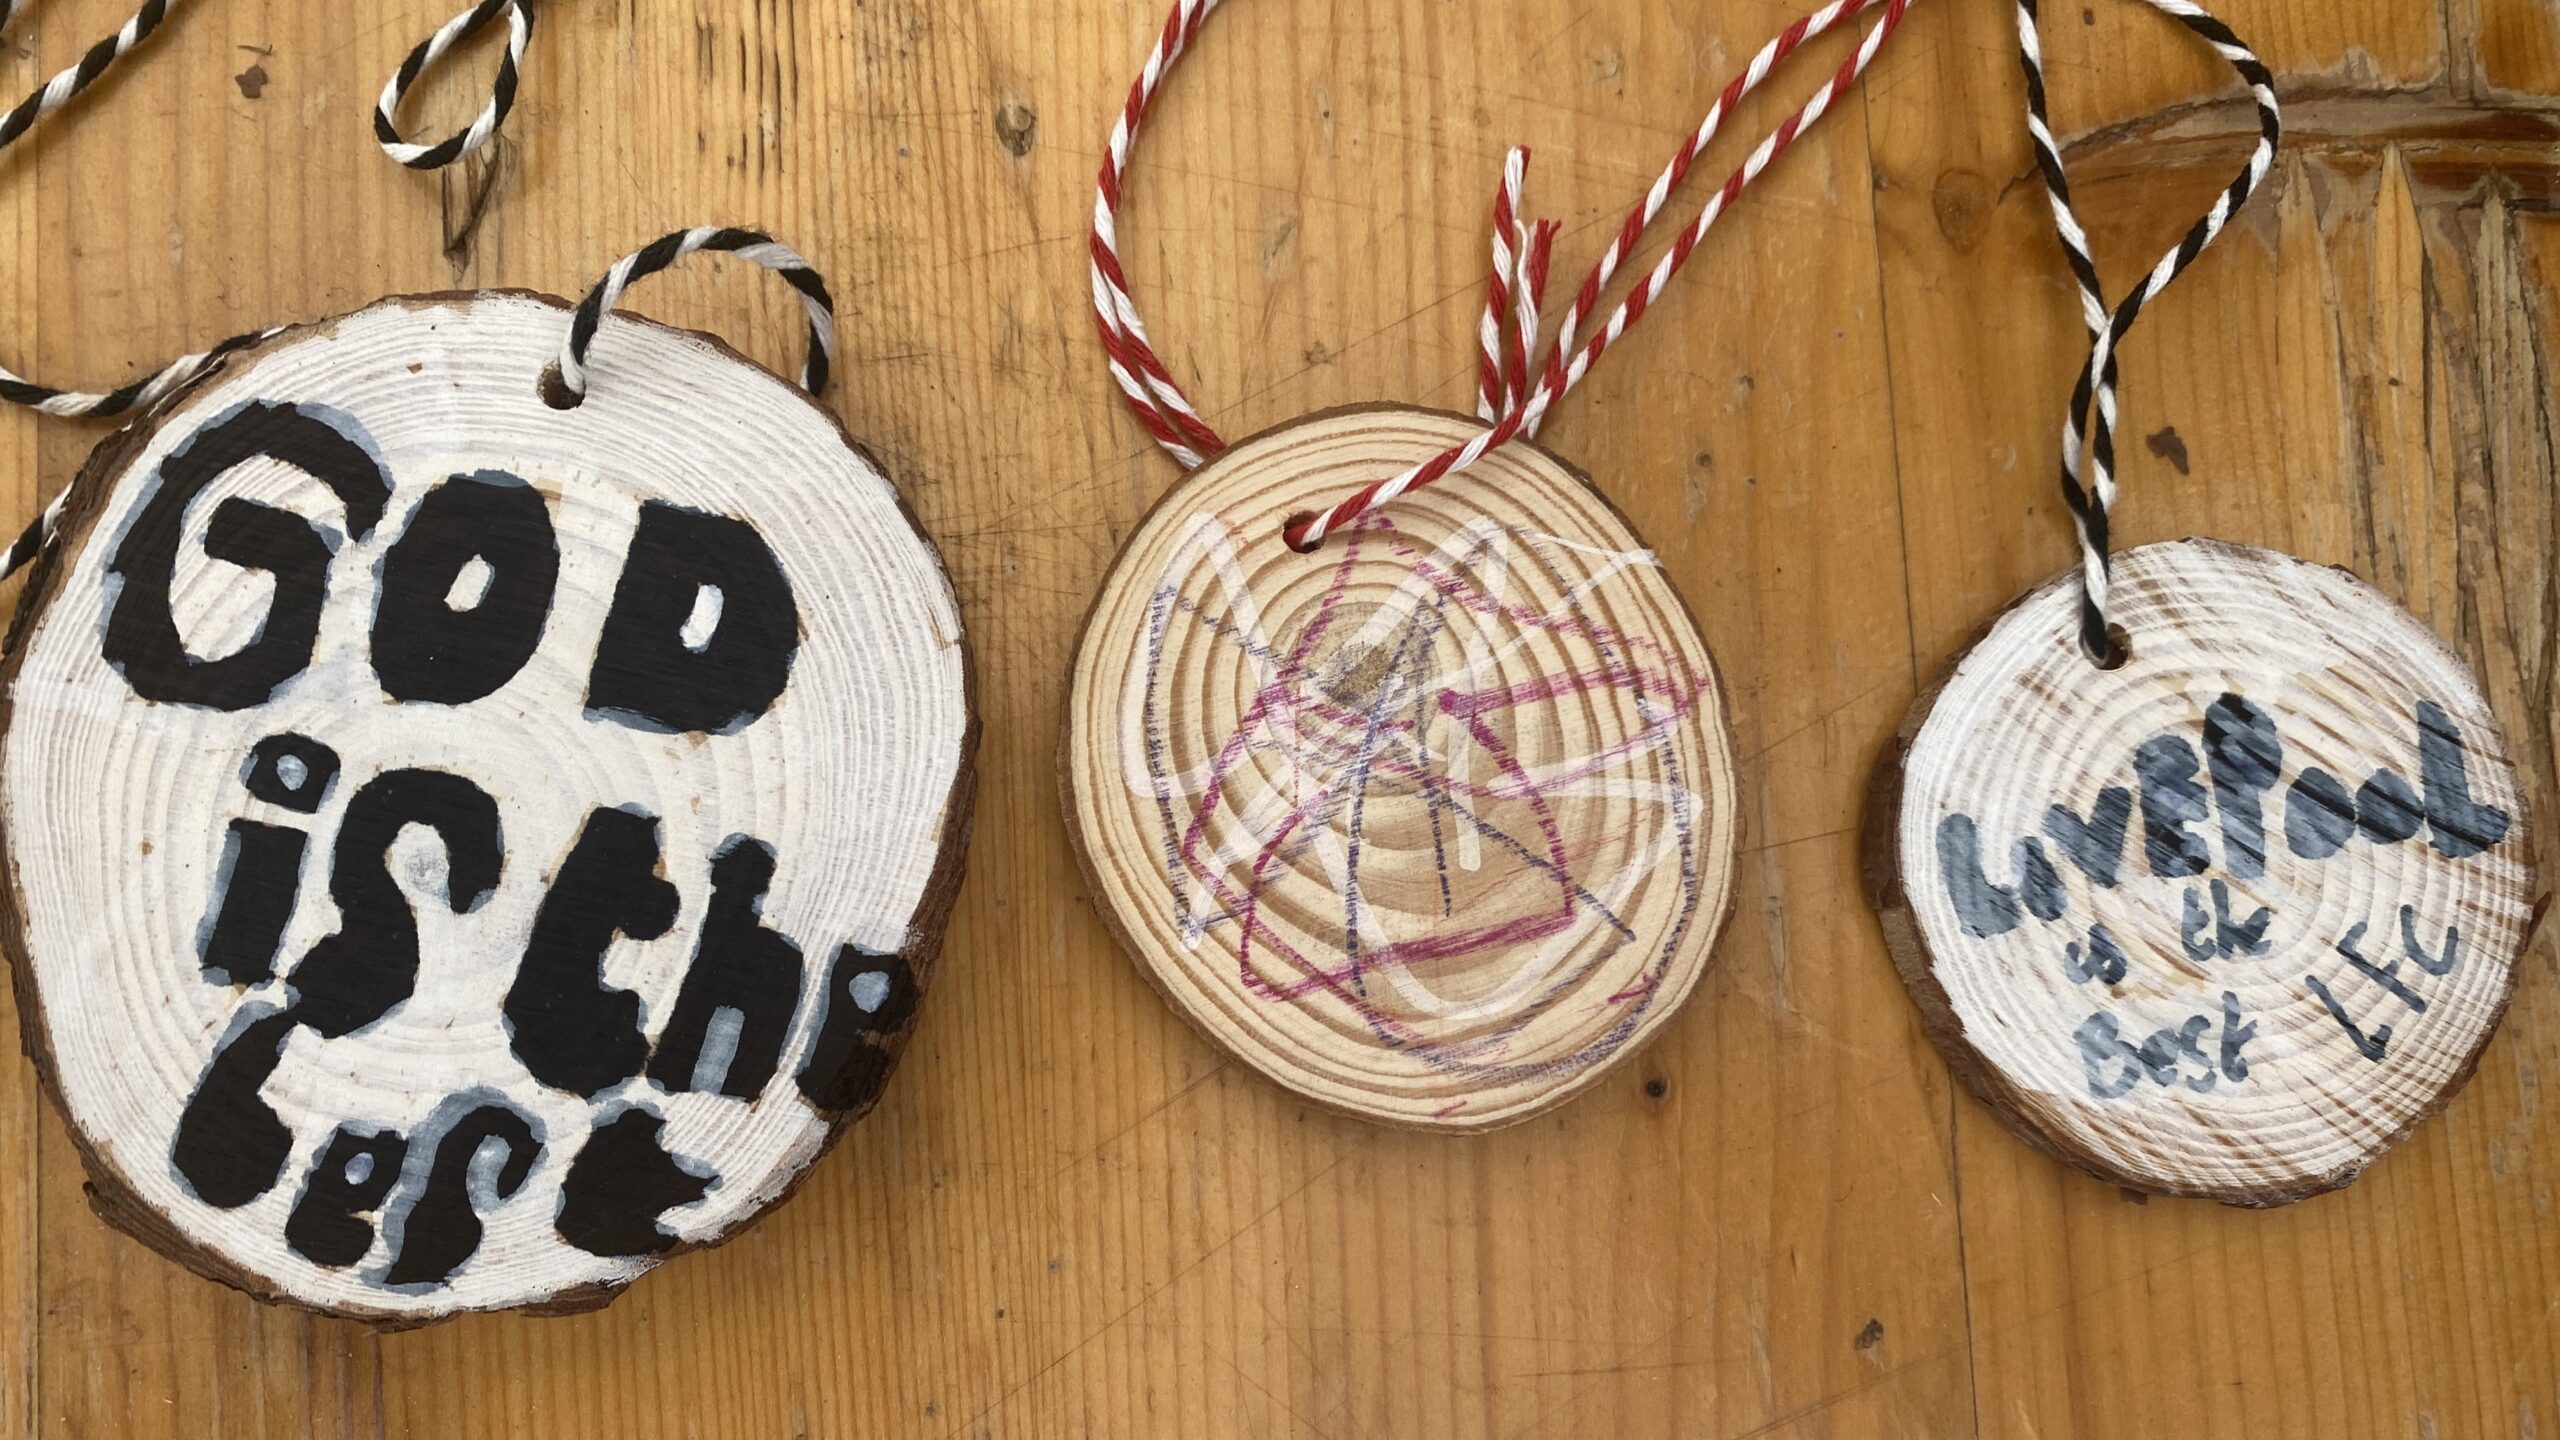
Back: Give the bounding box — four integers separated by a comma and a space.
1063, 406, 1741, 1130
0, 292, 976, 1322
1867, 538, 2540, 1204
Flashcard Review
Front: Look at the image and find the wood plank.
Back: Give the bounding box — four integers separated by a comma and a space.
1866, 1, 2560, 1437
0, 10, 39, 1440
0, 0, 2546, 1433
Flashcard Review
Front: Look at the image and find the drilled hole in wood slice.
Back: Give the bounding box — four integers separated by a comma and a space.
1868, 538, 2539, 1205
0, 293, 975, 1321
1062, 406, 1741, 1130
537, 361, 581, 409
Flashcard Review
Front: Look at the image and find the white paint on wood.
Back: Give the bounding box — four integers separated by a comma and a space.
0, 293, 973, 1319
679, 586, 725, 652
1063, 407, 1741, 1130
1873, 538, 2537, 1203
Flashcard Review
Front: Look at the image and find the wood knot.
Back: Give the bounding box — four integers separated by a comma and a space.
1931, 168, 1995, 255
993, 101, 1037, 158
1305, 603, 1441, 722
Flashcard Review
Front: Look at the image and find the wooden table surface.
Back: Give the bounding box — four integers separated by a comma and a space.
2, 0, 2554, 1435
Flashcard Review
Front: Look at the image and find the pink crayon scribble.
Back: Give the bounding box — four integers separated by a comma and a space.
1134, 512, 1713, 1082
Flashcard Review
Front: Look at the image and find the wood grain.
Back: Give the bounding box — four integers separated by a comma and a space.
1867, 537, 2537, 1205
0, 0, 2552, 1434
0, 293, 976, 1320
1062, 406, 1740, 1131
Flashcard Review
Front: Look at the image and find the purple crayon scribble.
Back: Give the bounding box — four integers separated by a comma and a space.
1134, 512, 1713, 1084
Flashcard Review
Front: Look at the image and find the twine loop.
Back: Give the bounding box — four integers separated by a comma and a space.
549, 227, 838, 406
2016, 0, 2281, 663
1090, 0, 1917, 549
374, 0, 536, 170
0, 4, 837, 583
0, 0, 537, 428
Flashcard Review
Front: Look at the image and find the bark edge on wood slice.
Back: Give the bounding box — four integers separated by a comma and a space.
0, 291, 978, 1322
1062, 405, 1741, 1130
1865, 537, 2541, 1205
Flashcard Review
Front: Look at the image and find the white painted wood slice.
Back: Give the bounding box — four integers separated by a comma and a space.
1867, 538, 2540, 1204
1063, 406, 1741, 1130
0, 292, 976, 1322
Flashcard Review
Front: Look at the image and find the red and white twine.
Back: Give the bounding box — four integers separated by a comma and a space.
1091, 0, 1916, 548
1476, 148, 1559, 426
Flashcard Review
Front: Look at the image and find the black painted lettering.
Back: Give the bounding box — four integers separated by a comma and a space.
2399, 905, 2459, 978
2284, 766, 2356, 859
648, 838, 805, 1099
2416, 699, 2510, 860
2075, 1012, 2144, 1100
285, 1127, 410, 1268
371, 472, 561, 704
2334, 920, 2427, 1014
2042, 787, 2133, 888
1934, 814, 2067, 939
2305, 972, 2389, 1062
2215, 880, 2273, 956
2136, 1015, 2216, 1093
797, 946, 917, 1111
2218, 991, 2257, 1081
243, 733, 339, 813
2202, 693, 2282, 878
2180, 886, 2215, 964
181, 771, 502, 1206
1936, 815, 2017, 938
504, 807, 679, 1097
555, 1108, 711, 1257
2017, 842, 2065, 922
585, 502, 799, 734
201, 734, 347, 985
2063, 923, 2129, 985
2180, 879, 2272, 963
198, 820, 306, 986
291, 770, 503, 1038
172, 1008, 301, 1207
2135, 735, 2212, 878
103, 401, 390, 710
2356, 769, 2423, 843
383, 1102, 540, 1288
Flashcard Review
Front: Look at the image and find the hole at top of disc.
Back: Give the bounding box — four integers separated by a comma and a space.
1282, 511, 1323, 554
538, 363, 584, 410
2087, 623, 2131, 671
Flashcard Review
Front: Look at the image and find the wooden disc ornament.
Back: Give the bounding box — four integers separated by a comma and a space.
1079, 0, 1912, 1125
1868, 540, 2537, 1202
1064, 408, 1740, 1127
0, 291, 975, 1319
1869, 0, 2539, 1202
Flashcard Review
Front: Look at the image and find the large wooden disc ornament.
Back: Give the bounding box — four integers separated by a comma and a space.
0, 293, 976, 1321
1063, 407, 1740, 1129
1868, 538, 2539, 1204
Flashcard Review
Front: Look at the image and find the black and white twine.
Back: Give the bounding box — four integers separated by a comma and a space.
553, 227, 838, 405
3, 4, 838, 591
0, 0, 545, 579
375, 0, 534, 170
2016, 0, 2281, 662
0, 0, 172, 151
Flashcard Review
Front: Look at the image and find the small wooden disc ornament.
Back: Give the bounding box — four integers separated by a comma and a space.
0, 292, 975, 1320
1063, 407, 1741, 1129
1868, 539, 2539, 1204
